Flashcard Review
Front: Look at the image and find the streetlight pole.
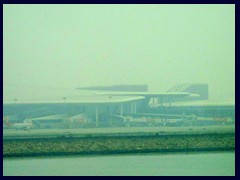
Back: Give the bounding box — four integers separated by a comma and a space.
109, 96, 112, 126
63, 97, 67, 113
13, 98, 18, 123
62, 97, 67, 128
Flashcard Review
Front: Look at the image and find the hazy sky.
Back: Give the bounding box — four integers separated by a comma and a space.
3, 4, 235, 103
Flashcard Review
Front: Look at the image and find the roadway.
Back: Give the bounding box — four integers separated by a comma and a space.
3, 125, 235, 140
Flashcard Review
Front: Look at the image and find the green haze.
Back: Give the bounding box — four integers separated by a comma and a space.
3, 4, 235, 103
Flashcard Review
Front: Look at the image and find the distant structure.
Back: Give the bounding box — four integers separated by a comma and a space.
168, 83, 208, 100
4, 83, 235, 129
76, 84, 148, 92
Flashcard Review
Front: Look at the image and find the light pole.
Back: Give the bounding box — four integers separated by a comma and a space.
13, 98, 18, 122
62, 97, 67, 128
109, 96, 112, 127
62, 97, 67, 115
63, 97, 67, 108
13, 98, 18, 103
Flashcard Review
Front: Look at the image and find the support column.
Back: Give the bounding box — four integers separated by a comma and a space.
133, 102, 137, 114
154, 97, 158, 105
120, 104, 123, 116
130, 103, 134, 114
160, 97, 163, 107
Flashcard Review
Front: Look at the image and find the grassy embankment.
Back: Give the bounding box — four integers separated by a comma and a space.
3, 133, 235, 158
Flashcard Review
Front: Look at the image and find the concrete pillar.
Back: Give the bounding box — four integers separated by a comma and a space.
130, 103, 134, 114
133, 102, 137, 114
120, 104, 123, 116
95, 105, 99, 127
159, 97, 163, 107
155, 97, 158, 105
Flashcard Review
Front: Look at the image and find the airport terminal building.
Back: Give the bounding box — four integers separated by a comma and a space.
3, 84, 235, 129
